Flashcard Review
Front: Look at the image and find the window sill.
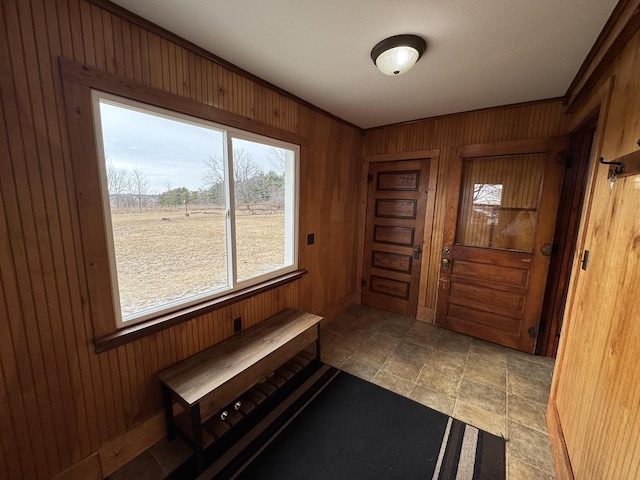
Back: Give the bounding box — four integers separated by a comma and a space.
94, 269, 307, 353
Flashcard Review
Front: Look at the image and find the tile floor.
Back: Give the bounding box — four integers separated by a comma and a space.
322, 304, 557, 480
110, 303, 557, 480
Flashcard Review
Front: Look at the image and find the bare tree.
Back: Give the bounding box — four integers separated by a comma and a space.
130, 167, 150, 212
106, 161, 130, 211
267, 147, 286, 175
202, 148, 263, 205
202, 155, 225, 187
473, 183, 502, 205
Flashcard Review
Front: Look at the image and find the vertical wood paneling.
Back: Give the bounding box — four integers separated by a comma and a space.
549, 28, 640, 480
364, 100, 567, 312
0, 0, 362, 478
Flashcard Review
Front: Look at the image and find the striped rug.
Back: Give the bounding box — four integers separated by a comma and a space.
200, 365, 505, 480
432, 417, 504, 480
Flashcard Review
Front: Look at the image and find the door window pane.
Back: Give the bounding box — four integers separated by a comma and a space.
456, 155, 545, 252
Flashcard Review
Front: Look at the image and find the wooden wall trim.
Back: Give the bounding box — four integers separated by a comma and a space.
416, 306, 435, 322
364, 97, 564, 132
547, 402, 575, 480
51, 453, 102, 480
417, 154, 440, 313
94, 270, 307, 353
564, 0, 640, 112
85, 0, 363, 133
567, 76, 616, 132
98, 411, 166, 477
59, 58, 307, 146
364, 149, 441, 163
318, 291, 359, 323
355, 161, 370, 298
456, 137, 555, 158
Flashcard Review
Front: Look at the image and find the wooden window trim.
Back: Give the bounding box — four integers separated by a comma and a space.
60, 58, 308, 349
60, 58, 307, 147
94, 269, 307, 353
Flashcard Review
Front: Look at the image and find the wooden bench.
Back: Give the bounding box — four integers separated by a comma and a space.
157, 309, 322, 472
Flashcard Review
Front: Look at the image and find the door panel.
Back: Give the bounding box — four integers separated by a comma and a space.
436, 139, 565, 352
375, 199, 417, 218
372, 251, 413, 273
373, 225, 415, 246
362, 160, 430, 316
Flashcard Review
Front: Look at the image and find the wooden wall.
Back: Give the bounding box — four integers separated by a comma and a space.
0, 1, 362, 478
363, 100, 568, 316
548, 27, 640, 480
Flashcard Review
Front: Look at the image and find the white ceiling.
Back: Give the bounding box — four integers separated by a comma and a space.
112, 0, 618, 129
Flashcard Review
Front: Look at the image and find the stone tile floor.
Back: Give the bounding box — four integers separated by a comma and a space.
323, 304, 557, 480
110, 303, 557, 480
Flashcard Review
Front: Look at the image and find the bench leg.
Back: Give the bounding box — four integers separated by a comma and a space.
316, 323, 322, 363
191, 403, 204, 473
162, 385, 176, 440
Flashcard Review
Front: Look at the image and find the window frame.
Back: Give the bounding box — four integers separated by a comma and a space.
91, 90, 300, 329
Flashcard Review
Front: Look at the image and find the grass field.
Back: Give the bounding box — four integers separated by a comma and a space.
110, 209, 285, 318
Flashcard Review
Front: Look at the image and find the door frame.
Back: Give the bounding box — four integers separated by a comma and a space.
356, 149, 440, 320
547, 76, 615, 480
536, 117, 598, 357
436, 137, 567, 352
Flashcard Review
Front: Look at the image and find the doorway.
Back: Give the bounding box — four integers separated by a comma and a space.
536, 118, 598, 357
361, 159, 431, 317
435, 138, 566, 353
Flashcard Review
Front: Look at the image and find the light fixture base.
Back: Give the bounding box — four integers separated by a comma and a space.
371, 34, 427, 75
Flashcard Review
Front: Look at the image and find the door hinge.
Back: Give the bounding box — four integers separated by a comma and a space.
540, 243, 555, 256
361, 278, 367, 288
556, 151, 570, 166
528, 326, 538, 338
367, 174, 373, 183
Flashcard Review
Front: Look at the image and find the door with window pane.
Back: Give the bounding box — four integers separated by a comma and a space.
435, 139, 565, 352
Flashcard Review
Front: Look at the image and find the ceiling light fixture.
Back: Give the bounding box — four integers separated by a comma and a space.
371, 34, 427, 76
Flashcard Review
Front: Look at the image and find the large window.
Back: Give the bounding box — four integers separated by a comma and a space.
91, 92, 299, 328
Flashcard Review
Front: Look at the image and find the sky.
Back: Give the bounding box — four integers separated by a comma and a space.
98, 100, 286, 193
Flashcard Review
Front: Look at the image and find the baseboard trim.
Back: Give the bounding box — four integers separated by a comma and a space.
546, 401, 574, 480
416, 306, 435, 323
98, 411, 166, 477
319, 291, 358, 323
51, 452, 102, 480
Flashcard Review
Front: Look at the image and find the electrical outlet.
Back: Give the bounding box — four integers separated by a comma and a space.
307, 233, 315, 245
233, 317, 242, 333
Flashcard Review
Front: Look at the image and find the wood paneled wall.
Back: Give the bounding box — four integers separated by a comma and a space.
0, 1, 362, 478
548, 27, 640, 480
363, 101, 568, 315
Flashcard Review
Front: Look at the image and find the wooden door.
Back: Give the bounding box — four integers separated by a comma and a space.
435, 139, 565, 352
361, 160, 430, 317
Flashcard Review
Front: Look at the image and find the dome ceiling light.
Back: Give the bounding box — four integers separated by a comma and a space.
371, 34, 427, 76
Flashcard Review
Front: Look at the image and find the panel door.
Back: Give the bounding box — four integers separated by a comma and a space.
361, 160, 430, 317
435, 139, 565, 352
